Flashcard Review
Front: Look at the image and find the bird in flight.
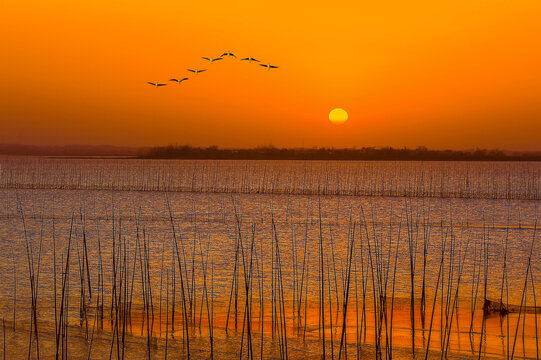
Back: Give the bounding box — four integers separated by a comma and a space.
259, 63, 279, 70
147, 82, 167, 87
202, 57, 223, 63
221, 52, 236, 58
240, 56, 260, 63
169, 78, 189, 84
187, 69, 207, 75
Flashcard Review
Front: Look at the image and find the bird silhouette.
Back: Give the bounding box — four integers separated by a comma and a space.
221, 52, 237, 58
147, 82, 167, 87
240, 56, 260, 63
169, 78, 189, 84
187, 69, 207, 75
259, 63, 278, 70
202, 57, 223, 63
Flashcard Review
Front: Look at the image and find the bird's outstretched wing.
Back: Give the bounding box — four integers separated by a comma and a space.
258, 64, 267, 67
253, 58, 261, 62
214, 57, 223, 61
147, 82, 156, 85
269, 65, 278, 68
169, 79, 178, 82
182, 78, 189, 81
240, 58, 249, 61
198, 69, 207, 73
187, 69, 196, 72
157, 84, 167, 86
202, 57, 210, 61
222, 52, 236, 58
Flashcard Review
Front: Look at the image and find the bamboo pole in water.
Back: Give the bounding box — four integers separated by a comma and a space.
510, 221, 537, 360
318, 195, 326, 360
165, 194, 190, 358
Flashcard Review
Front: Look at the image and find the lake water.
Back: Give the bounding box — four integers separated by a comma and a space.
0, 158, 539, 359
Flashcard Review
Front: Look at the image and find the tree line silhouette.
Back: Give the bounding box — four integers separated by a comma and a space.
142, 145, 541, 161
1, 144, 539, 161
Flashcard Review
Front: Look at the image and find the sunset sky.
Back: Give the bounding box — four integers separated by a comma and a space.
1, 0, 540, 150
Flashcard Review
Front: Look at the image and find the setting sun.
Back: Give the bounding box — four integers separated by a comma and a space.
329, 108, 348, 125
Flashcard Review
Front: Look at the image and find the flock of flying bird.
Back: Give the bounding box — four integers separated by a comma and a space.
147, 52, 278, 87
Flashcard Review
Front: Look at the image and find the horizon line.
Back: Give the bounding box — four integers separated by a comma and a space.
1, 143, 540, 154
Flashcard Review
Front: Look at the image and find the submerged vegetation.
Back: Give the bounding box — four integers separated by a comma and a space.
0, 158, 539, 359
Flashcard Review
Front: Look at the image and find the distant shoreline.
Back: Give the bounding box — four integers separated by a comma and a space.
139, 146, 541, 161
1, 144, 540, 161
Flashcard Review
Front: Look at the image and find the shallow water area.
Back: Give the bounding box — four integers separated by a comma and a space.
0, 158, 539, 359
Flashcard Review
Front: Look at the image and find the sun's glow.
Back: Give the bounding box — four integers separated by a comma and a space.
329, 108, 348, 125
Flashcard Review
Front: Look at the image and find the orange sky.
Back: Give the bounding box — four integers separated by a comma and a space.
1, 0, 540, 150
